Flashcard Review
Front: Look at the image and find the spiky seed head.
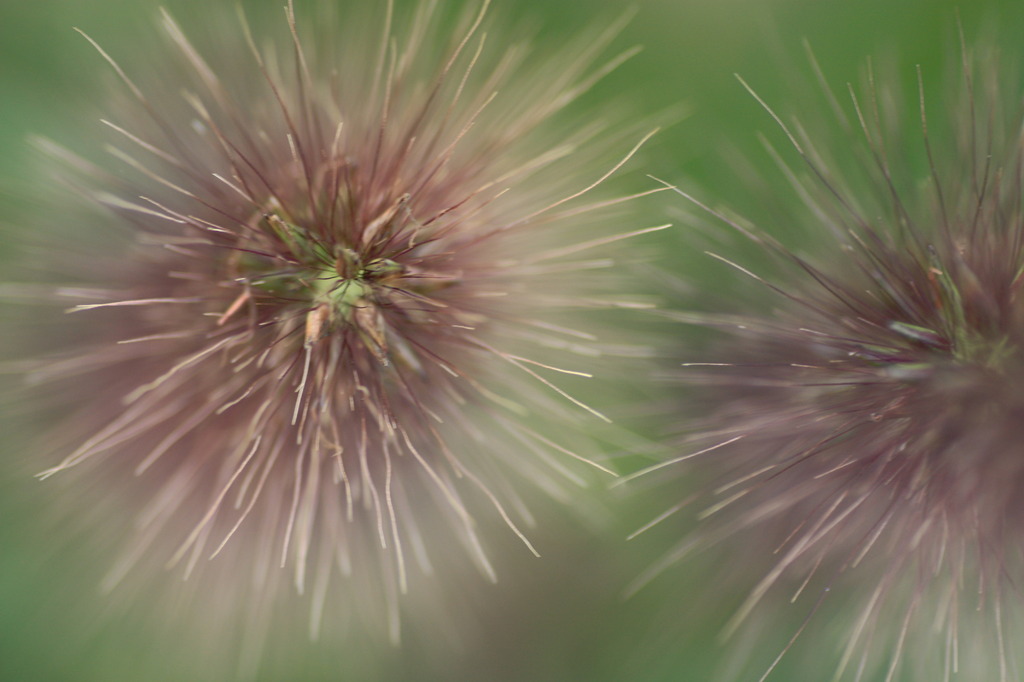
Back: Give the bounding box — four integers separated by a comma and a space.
650, 33, 1024, 682
16, 0, 660, 667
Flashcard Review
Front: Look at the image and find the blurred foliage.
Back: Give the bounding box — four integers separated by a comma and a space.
2, 0, 1023, 680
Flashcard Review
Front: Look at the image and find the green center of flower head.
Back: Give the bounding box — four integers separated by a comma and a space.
313, 246, 402, 317
234, 210, 414, 365
878, 249, 1019, 378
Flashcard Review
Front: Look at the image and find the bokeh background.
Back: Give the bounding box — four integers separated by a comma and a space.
3, 0, 1023, 680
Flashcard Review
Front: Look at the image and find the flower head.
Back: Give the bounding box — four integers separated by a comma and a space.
18, 0, 659, 664
649, 33, 1024, 681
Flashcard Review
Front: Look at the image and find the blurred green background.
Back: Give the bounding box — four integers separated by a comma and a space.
3, 1, 1023, 680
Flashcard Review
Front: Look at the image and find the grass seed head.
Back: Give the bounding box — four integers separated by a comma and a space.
16, 0, 660, 667
654, 31, 1024, 682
